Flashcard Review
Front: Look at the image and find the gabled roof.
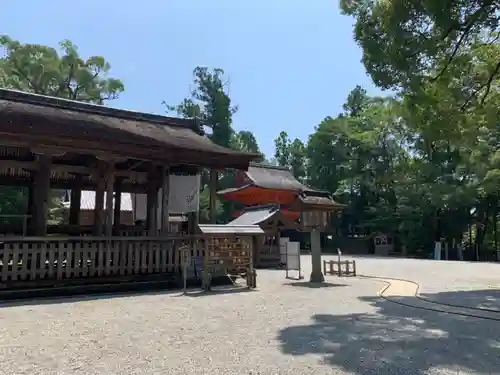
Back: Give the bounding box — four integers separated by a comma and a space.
245, 163, 319, 192
228, 205, 299, 229
291, 191, 346, 212
217, 162, 344, 209
198, 224, 264, 235
0, 89, 260, 170
229, 207, 277, 226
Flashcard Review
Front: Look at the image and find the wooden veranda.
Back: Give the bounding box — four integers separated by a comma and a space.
0, 89, 259, 292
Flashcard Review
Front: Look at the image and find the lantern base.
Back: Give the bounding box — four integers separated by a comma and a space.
309, 270, 325, 283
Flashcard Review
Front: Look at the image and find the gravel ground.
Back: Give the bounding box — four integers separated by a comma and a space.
0, 255, 498, 375
334, 255, 500, 310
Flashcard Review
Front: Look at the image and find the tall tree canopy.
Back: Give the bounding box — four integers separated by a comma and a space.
340, 0, 500, 106
0, 36, 125, 221
167, 66, 263, 223
274, 131, 306, 182
0, 36, 124, 103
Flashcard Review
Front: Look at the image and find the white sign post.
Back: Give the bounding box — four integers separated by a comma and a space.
285, 241, 302, 280
434, 241, 442, 260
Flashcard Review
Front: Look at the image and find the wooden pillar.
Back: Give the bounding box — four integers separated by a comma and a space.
187, 211, 197, 234
93, 165, 106, 236
146, 169, 158, 235
160, 166, 170, 235
32, 154, 51, 236
69, 174, 83, 226
26, 184, 35, 235
209, 169, 217, 224
113, 177, 123, 233
104, 165, 115, 237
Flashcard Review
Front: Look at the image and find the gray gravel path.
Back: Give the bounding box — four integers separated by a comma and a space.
0, 255, 497, 375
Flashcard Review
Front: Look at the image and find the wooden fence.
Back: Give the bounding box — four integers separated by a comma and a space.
0, 236, 204, 285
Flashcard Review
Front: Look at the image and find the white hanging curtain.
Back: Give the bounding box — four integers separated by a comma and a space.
167, 174, 201, 214
132, 174, 201, 222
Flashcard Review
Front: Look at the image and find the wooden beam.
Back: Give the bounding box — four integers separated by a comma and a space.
0, 133, 254, 170
0, 160, 148, 182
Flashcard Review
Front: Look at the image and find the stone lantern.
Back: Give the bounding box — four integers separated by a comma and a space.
292, 192, 345, 283
301, 211, 330, 230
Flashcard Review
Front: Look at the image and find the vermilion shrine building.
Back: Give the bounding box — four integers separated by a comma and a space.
218, 163, 344, 267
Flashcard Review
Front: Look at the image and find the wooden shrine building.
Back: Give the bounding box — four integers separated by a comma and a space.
0, 88, 260, 293
218, 163, 344, 267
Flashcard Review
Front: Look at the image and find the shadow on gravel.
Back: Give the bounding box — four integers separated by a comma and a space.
183, 286, 255, 297
419, 289, 500, 311
285, 281, 348, 289
279, 289, 500, 375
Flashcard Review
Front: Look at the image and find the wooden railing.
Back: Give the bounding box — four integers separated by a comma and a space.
0, 236, 204, 285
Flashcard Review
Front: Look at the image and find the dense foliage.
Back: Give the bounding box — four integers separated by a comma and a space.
0, 36, 125, 222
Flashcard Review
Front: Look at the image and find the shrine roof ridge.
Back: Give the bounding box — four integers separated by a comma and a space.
249, 162, 290, 171
0, 88, 202, 134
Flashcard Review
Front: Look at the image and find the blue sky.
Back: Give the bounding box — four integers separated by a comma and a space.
4, 0, 379, 157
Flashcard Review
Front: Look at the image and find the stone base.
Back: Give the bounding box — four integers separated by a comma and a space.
309, 270, 325, 283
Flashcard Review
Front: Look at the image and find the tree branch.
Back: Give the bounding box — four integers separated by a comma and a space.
461, 58, 500, 110
431, 4, 492, 82
12, 60, 44, 94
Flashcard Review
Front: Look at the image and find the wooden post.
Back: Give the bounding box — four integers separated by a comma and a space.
32, 154, 51, 236
26, 184, 35, 235
104, 165, 115, 237
69, 174, 82, 226
160, 166, 170, 235
113, 177, 123, 233
93, 165, 106, 236
146, 168, 158, 236
209, 169, 217, 224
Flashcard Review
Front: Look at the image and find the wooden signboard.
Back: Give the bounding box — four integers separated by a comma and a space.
206, 236, 252, 275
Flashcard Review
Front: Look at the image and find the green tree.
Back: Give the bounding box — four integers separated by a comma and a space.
166, 67, 236, 146
334, 2, 500, 259
231, 130, 264, 159
167, 67, 262, 223
0, 36, 125, 226
273, 131, 307, 181
0, 36, 124, 103
340, 0, 500, 108
274, 131, 292, 167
